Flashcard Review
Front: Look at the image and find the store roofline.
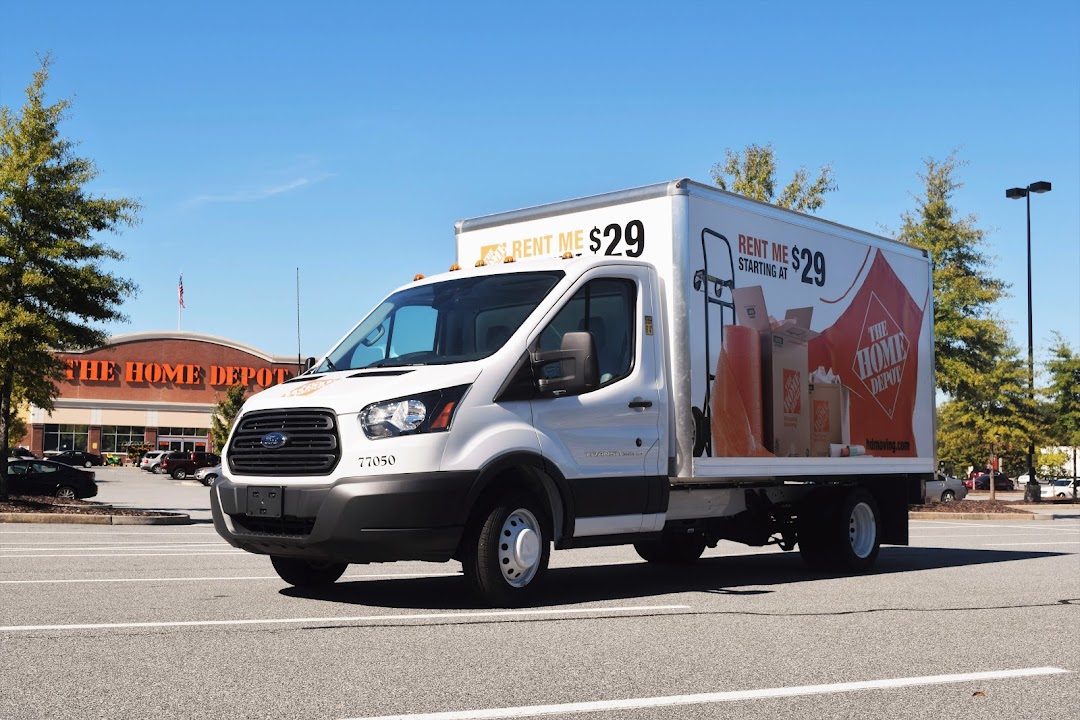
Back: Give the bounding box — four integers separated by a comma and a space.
64, 330, 301, 365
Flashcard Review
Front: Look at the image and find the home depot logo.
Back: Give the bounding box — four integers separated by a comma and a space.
783, 368, 801, 415
813, 400, 830, 433
479, 243, 507, 266
852, 292, 909, 418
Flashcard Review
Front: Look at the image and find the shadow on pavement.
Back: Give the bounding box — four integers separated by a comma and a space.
280, 545, 1062, 610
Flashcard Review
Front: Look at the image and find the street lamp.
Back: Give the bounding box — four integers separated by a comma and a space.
1006, 180, 1052, 503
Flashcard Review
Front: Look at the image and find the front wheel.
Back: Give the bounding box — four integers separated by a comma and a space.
461, 492, 551, 607
201, 474, 217, 487
172, 468, 187, 480
83, 460, 92, 468
270, 556, 347, 587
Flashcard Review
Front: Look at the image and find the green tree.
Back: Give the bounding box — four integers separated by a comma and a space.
4, 412, 27, 452
0, 57, 140, 498
1044, 333, 1080, 477
935, 344, 1045, 478
898, 152, 1009, 402
710, 142, 836, 212
211, 384, 247, 452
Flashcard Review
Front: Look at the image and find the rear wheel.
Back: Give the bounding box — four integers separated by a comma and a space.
941, 490, 956, 502
270, 556, 347, 587
799, 488, 881, 572
83, 460, 92, 468
461, 491, 551, 607
55, 486, 78, 500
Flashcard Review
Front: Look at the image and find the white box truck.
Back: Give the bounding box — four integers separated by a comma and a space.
211, 179, 934, 605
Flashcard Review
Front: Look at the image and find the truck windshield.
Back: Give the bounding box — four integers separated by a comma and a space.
313, 271, 564, 371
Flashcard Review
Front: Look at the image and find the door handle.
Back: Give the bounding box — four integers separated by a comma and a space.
628, 399, 653, 409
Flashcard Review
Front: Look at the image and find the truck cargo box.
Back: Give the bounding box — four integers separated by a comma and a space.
455, 179, 935, 482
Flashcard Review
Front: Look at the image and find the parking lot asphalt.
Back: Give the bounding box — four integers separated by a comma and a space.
1, 469, 1078, 720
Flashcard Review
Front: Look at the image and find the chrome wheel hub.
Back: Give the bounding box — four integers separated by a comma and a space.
498, 508, 542, 587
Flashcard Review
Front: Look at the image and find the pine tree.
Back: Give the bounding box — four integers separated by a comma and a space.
710, 143, 836, 213
211, 384, 247, 452
0, 56, 140, 498
898, 152, 1008, 401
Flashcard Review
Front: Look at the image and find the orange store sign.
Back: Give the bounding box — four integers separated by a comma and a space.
64, 359, 292, 388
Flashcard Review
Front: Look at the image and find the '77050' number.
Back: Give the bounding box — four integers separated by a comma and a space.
359, 455, 396, 467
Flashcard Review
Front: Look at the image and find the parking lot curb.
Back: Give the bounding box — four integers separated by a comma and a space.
909, 511, 1052, 521
0, 512, 192, 525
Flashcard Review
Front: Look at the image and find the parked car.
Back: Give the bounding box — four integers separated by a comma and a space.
926, 473, 968, 503
8, 446, 37, 460
973, 473, 1015, 491
48, 450, 103, 468
160, 451, 220, 480
193, 464, 221, 487
1041, 478, 1080, 499
5, 459, 98, 499
139, 450, 168, 474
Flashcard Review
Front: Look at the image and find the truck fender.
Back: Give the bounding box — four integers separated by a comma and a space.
462, 452, 573, 542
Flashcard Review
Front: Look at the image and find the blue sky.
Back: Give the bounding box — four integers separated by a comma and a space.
3, 1, 1078, 367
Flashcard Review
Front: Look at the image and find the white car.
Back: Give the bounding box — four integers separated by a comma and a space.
1040, 478, 1079, 499
926, 473, 968, 503
193, 464, 221, 487
139, 450, 168, 474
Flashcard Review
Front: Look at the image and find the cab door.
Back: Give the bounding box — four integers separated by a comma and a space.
529, 265, 665, 538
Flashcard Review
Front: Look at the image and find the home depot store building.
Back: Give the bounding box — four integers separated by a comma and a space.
18, 332, 301, 457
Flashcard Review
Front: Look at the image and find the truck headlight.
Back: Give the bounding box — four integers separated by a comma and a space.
359, 385, 471, 440
361, 399, 427, 438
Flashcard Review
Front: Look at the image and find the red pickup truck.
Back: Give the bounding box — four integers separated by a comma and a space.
160, 451, 220, 480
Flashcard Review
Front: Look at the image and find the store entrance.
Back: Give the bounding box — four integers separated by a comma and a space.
157, 428, 209, 453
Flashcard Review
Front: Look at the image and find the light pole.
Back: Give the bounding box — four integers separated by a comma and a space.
1006, 180, 1052, 502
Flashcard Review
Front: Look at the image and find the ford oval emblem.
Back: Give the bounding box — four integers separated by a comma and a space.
260, 432, 288, 449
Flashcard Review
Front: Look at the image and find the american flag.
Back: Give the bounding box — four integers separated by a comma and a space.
178, 274, 186, 308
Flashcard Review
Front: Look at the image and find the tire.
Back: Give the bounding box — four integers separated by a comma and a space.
56, 486, 78, 500
83, 460, 92, 468
461, 491, 551, 607
941, 490, 956, 503
201, 474, 217, 487
172, 468, 187, 480
152, 465, 162, 474
634, 533, 707, 564
799, 488, 881, 572
270, 556, 347, 587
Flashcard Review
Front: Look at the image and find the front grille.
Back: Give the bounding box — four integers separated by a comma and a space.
230, 513, 316, 537
228, 408, 340, 476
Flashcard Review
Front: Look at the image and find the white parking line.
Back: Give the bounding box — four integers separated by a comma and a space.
982, 542, 1080, 546
0, 557, 243, 561
0, 571, 462, 584
0, 543, 226, 551
0, 605, 690, 632
339, 667, 1070, 720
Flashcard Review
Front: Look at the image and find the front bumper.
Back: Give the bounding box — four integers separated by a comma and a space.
211, 471, 476, 564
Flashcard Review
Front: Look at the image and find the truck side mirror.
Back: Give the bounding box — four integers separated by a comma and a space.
531, 331, 599, 396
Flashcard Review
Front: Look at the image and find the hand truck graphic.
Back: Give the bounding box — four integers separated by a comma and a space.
691, 228, 736, 457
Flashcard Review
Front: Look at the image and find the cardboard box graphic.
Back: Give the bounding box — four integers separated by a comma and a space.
809, 381, 851, 456
732, 286, 818, 457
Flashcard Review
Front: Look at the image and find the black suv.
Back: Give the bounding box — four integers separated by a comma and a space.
160, 451, 220, 480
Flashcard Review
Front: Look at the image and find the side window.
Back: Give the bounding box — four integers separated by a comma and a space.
34, 462, 58, 474
537, 277, 636, 387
